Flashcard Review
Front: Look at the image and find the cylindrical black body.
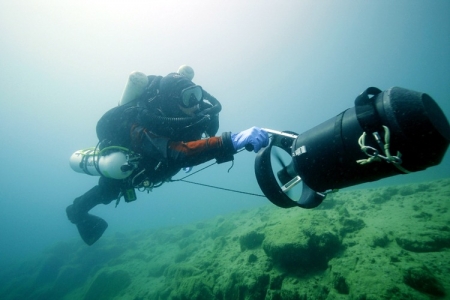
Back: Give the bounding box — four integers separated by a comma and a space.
292, 87, 450, 192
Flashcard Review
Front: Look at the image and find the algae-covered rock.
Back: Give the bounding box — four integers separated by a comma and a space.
215, 269, 270, 300
399, 186, 415, 196
339, 216, 365, 237
161, 264, 214, 299
174, 243, 198, 262
169, 276, 214, 299
50, 265, 88, 299
239, 230, 265, 251
370, 186, 399, 204
396, 229, 450, 252
34, 255, 66, 285
164, 264, 202, 278
332, 272, 349, 294
84, 269, 131, 300
34, 241, 76, 285
147, 262, 169, 277
403, 265, 445, 296
76, 243, 126, 272
248, 253, 258, 263
370, 229, 390, 248
210, 218, 237, 239
265, 289, 303, 300
2, 178, 450, 300
263, 216, 341, 273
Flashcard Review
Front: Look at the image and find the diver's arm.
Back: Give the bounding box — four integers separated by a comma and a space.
167, 127, 269, 167
133, 126, 267, 168
167, 132, 235, 167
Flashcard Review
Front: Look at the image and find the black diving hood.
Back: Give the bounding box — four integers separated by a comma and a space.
255, 87, 450, 209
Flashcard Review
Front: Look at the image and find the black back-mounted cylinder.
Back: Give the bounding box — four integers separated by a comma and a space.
255, 87, 450, 209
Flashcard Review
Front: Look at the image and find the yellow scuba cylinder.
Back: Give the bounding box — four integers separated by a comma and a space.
69, 148, 134, 179
119, 71, 149, 106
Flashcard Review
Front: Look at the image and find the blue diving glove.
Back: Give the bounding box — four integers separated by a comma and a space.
231, 127, 269, 153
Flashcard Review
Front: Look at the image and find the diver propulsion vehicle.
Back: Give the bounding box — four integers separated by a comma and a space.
255, 87, 450, 209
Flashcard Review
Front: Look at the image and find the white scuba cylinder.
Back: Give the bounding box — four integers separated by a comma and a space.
119, 71, 149, 106
69, 149, 134, 179
177, 65, 195, 81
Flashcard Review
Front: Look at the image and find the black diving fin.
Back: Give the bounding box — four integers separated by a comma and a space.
76, 214, 108, 246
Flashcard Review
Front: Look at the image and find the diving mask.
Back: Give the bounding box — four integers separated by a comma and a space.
180, 85, 203, 108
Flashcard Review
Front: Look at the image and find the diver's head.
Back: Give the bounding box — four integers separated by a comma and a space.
159, 73, 203, 117
160, 73, 203, 117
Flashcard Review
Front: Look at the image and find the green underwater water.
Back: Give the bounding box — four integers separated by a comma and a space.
1, 178, 450, 300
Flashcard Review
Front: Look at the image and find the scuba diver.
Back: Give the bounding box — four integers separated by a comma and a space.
66, 68, 269, 245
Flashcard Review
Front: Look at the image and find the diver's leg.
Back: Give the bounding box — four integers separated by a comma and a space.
66, 177, 120, 222
66, 177, 121, 245
66, 185, 102, 224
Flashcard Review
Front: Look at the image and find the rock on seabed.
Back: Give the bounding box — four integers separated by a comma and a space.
1, 178, 450, 299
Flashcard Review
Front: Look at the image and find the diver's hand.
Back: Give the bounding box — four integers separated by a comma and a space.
231, 127, 269, 153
